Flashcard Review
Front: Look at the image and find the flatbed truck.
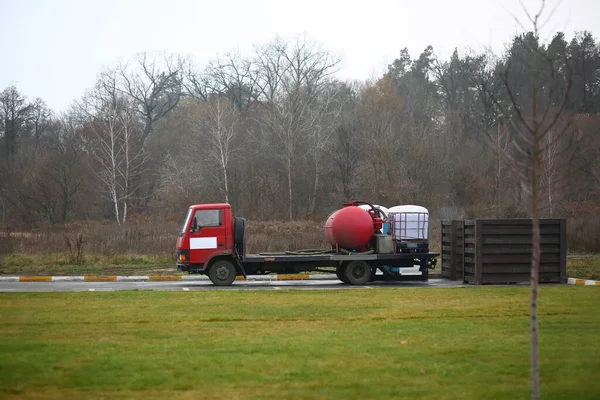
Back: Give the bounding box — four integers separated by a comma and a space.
176, 202, 439, 286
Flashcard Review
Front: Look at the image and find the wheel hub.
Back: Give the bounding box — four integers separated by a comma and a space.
216, 266, 230, 280
352, 266, 366, 278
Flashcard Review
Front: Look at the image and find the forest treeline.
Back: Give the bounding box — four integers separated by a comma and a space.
1, 30, 599, 228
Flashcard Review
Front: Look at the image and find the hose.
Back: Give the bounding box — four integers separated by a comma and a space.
258, 248, 334, 256
258, 248, 374, 256
339, 248, 374, 255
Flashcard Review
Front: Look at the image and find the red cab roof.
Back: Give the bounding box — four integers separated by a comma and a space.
190, 203, 231, 210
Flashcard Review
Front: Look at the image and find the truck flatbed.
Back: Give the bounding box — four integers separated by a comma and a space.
242, 252, 440, 263
238, 252, 440, 282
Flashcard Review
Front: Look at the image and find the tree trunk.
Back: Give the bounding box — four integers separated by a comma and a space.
223, 164, 229, 203
548, 182, 554, 217
111, 167, 120, 225
310, 155, 319, 215
112, 186, 120, 226
0, 197, 5, 231
123, 128, 129, 225
60, 188, 69, 224
287, 156, 293, 221
530, 161, 540, 400
530, 92, 540, 400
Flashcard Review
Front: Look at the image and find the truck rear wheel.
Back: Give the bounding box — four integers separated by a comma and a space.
208, 260, 237, 286
344, 260, 371, 285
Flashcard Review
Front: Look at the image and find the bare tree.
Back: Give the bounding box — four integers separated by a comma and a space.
116, 52, 184, 146
255, 36, 340, 219
539, 116, 572, 217
0, 86, 34, 226
486, 3, 577, 399
355, 76, 405, 203
0, 86, 33, 171
156, 152, 204, 209
189, 51, 262, 115
26, 115, 86, 224
197, 94, 239, 203
51, 116, 86, 223
29, 98, 52, 151
78, 71, 147, 225
328, 82, 363, 200
488, 123, 514, 208
153, 99, 220, 210
306, 82, 344, 213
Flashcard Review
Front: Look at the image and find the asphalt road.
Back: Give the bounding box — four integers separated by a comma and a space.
0, 279, 464, 292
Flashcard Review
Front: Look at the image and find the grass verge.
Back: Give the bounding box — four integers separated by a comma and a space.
567, 254, 600, 280
2, 252, 600, 280
0, 286, 599, 399
0, 253, 176, 276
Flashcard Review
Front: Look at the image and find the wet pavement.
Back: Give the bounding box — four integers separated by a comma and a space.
0, 278, 465, 292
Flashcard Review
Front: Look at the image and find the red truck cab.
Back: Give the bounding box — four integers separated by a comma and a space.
177, 203, 235, 275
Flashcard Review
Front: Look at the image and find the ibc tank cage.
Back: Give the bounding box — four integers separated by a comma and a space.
387, 205, 429, 253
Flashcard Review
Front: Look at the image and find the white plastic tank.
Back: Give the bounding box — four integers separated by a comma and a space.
387, 205, 429, 241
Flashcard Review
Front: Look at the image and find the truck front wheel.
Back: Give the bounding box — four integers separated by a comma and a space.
208, 260, 237, 286
344, 260, 372, 285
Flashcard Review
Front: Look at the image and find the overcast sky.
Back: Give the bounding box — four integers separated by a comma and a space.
1, 0, 598, 112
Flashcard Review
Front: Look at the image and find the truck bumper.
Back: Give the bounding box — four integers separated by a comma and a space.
177, 263, 189, 272
176, 249, 191, 272
177, 263, 205, 274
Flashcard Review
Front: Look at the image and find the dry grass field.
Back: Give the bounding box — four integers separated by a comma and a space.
1, 218, 599, 279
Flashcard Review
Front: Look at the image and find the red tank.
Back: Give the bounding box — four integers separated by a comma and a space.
324, 206, 375, 250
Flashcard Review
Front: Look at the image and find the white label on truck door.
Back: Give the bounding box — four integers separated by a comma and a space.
190, 237, 217, 249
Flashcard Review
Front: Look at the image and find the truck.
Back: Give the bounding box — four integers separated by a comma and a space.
176, 201, 439, 286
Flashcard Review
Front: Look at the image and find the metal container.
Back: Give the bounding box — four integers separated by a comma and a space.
324, 206, 375, 250
374, 234, 394, 254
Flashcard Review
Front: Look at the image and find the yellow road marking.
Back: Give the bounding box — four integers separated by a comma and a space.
19, 276, 52, 282
148, 276, 182, 281
276, 274, 310, 281
84, 276, 117, 282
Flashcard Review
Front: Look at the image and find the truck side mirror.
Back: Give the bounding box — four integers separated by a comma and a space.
191, 216, 198, 233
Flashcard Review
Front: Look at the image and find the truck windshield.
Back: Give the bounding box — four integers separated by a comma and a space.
179, 208, 193, 237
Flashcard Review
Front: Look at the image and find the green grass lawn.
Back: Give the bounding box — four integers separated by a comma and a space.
1, 287, 599, 399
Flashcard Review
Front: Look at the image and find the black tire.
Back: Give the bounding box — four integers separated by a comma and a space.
336, 264, 349, 284
208, 259, 237, 286
234, 217, 246, 256
344, 260, 372, 285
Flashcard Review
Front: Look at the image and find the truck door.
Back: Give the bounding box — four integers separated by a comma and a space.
189, 208, 226, 266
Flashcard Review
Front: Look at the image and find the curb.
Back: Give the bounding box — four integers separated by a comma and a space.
0, 272, 443, 283
0, 274, 332, 282
567, 277, 600, 286
1, 275, 597, 285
